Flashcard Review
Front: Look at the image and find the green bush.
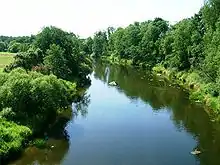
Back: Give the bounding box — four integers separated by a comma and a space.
0, 68, 77, 131
0, 119, 32, 158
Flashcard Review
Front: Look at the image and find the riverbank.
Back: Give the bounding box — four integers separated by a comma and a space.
99, 55, 153, 69
99, 57, 220, 119
152, 65, 220, 118
0, 68, 80, 164
100, 55, 133, 66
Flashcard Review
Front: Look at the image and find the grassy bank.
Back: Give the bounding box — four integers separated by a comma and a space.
153, 65, 220, 119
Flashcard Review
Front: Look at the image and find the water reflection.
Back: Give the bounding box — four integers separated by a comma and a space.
9, 93, 91, 165
72, 92, 91, 118
9, 113, 70, 165
94, 62, 220, 165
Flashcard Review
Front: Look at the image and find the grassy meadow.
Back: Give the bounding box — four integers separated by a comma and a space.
0, 52, 15, 70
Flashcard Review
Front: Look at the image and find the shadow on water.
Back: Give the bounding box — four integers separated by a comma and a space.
8, 92, 91, 165
94, 62, 220, 165
72, 92, 91, 118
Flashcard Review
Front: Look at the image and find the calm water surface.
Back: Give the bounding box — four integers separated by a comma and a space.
10, 63, 220, 165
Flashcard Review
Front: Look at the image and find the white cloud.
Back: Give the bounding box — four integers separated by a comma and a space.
0, 0, 203, 37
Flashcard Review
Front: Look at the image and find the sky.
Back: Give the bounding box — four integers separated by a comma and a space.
0, 0, 204, 38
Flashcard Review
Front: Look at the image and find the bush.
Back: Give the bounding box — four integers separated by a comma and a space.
0, 68, 77, 131
0, 119, 32, 158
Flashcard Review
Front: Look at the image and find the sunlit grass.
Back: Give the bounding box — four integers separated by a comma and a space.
0, 52, 15, 68
0, 52, 15, 56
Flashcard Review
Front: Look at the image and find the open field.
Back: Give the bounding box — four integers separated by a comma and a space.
0, 52, 15, 69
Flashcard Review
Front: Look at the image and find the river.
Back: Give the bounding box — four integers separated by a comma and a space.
9, 63, 220, 165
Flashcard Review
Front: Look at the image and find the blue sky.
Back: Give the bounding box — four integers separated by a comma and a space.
0, 0, 204, 37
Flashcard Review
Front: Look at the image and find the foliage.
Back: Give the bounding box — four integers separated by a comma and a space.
92, 31, 108, 57
0, 42, 6, 52
0, 26, 93, 160
0, 35, 34, 53
8, 41, 22, 53
0, 119, 32, 158
0, 68, 77, 131
32, 139, 47, 149
7, 26, 93, 84
6, 48, 43, 71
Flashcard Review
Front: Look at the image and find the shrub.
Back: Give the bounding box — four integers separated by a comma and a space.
0, 119, 32, 158
0, 68, 77, 131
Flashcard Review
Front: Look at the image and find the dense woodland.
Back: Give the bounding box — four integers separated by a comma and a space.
0, 0, 220, 162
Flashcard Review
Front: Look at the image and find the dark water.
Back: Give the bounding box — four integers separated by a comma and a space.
9, 63, 220, 165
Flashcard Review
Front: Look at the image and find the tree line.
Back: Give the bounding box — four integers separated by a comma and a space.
89, 0, 220, 85
0, 35, 35, 53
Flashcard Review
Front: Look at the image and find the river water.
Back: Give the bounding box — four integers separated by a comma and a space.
9, 63, 220, 165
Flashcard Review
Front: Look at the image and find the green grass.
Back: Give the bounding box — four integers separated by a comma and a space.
0, 52, 15, 56
0, 52, 15, 68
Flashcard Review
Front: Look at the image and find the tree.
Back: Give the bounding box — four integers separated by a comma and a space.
203, 0, 220, 30
8, 26, 93, 84
108, 28, 126, 58
35, 26, 76, 55
0, 41, 6, 52
80, 37, 93, 55
6, 48, 44, 71
202, 20, 220, 82
92, 31, 108, 58
44, 44, 68, 79
8, 41, 21, 53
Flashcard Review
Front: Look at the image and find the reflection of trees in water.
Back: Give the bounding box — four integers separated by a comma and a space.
104, 66, 110, 83
72, 92, 91, 118
9, 110, 72, 165
9, 138, 69, 165
10, 92, 92, 165
94, 62, 220, 165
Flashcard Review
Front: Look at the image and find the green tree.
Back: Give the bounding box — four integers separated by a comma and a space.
6, 48, 43, 71
92, 31, 108, 58
203, 0, 220, 30
202, 20, 220, 82
8, 41, 21, 53
44, 44, 68, 79
8, 26, 92, 84
0, 41, 6, 52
